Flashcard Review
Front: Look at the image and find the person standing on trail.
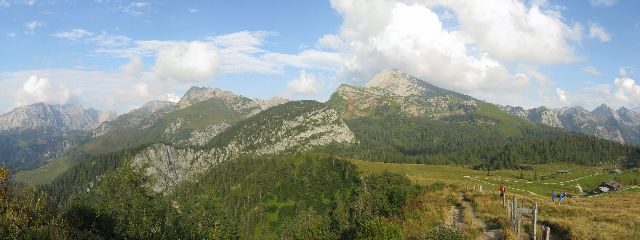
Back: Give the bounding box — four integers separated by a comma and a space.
499, 183, 506, 199
552, 191, 557, 204
558, 192, 565, 204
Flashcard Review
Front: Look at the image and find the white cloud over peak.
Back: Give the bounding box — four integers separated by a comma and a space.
286, 71, 322, 96
153, 41, 220, 83
590, 0, 618, 7
162, 93, 180, 103
13, 75, 71, 106
588, 22, 611, 42
556, 88, 567, 102
330, 0, 532, 97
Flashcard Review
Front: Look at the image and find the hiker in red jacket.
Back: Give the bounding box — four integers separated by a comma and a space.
499, 183, 506, 200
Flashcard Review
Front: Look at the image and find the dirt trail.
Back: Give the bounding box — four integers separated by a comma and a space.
455, 193, 503, 240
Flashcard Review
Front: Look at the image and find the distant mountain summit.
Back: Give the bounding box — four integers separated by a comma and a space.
364, 69, 470, 98
329, 69, 477, 119
0, 103, 116, 170
0, 103, 116, 133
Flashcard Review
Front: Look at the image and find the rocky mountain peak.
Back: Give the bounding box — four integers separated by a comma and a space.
363, 69, 426, 96
177, 86, 244, 109
592, 103, 620, 121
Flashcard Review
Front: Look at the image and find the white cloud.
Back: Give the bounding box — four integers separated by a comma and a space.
90, 32, 132, 47
121, 55, 144, 75
613, 77, 640, 104
556, 88, 567, 102
153, 41, 220, 83
24, 20, 44, 33
187, 8, 198, 13
6, 32, 16, 38
588, 22, 611, 42
619, 67, 633, 77
13, 75, 71, 106
581, 66, 601, 76
286, 71, 322, 96
122, 1, 150, 16
421, 0, 582, 64
590, 0, 618, 7
263, 50, 342, 71
316, 34, 346, 50
0, 69, 189, 114
330, 0, 531, 98
0, 0, 9, 7
52, 28, 93, 40
162, 93, 180, 103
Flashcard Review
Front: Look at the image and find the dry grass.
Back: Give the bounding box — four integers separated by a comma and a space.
350, 160, 640, 240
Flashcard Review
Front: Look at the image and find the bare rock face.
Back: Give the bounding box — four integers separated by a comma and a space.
133, 101, 356, 193
186, 123, 231, 146
364, 69, 427, 96
0, 103, 115, 132
529, 107, 563, 128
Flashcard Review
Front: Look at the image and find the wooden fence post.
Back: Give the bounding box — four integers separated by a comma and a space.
512, 196, 517, 230
533, 203, 538, 240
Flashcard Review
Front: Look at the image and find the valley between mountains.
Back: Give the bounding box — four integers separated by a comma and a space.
3, 69, 640, 239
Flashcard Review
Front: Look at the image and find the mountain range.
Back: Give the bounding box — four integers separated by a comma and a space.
501, 103, 640, 144
5, 68, 639, 239
6, 69, 631, 198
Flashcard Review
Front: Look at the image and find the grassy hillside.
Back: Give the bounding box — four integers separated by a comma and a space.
12, 155, 73, 186
83, 97, 247, 154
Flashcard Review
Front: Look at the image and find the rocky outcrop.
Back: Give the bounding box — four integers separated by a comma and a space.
133, 101, 357, 192
186, 123, 231, 146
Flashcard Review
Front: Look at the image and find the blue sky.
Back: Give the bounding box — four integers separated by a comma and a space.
0, 0, 639, 114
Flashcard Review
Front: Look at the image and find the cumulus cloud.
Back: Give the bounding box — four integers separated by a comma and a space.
581, 66, 601, 76
588, 22, 611, 42
613, 77, 640, 104
121, 55, 144, 75
330, 0, 531, 97
153, 41, 220, 83
422, 0, 582, 64
13, 75, 71, 106
590, 0, 618, 7
286, 71, 322, 96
